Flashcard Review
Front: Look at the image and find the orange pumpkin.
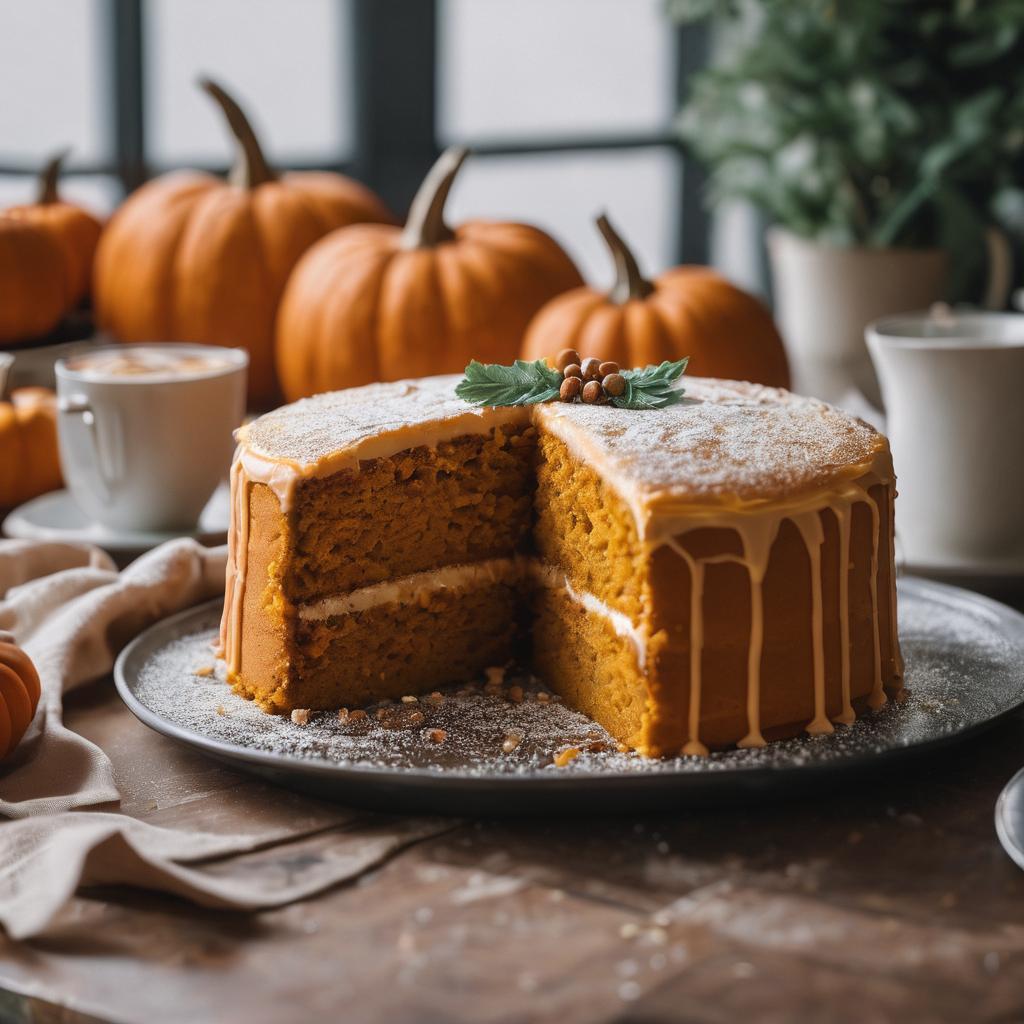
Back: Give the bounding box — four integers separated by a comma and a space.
0, 639, 41, 759
6, 150, 103, 307
0, 217, 68, 344
522, 214, 790, 388
275, 146, 584, 402
0, 387, 63, 510
93, 78, 394, 408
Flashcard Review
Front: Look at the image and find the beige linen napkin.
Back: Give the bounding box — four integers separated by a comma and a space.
0, 538, 445, 940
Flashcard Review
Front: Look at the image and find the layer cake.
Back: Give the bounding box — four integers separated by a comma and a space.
219, 375, 902, 756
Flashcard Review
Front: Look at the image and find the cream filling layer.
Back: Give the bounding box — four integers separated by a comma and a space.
295, 556, 648, 664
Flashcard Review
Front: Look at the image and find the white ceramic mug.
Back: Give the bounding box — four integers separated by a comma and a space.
866, 311, 1024, 570
55, 344, 247, 532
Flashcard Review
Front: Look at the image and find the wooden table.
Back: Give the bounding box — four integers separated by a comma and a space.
3, 594, 1024, 1023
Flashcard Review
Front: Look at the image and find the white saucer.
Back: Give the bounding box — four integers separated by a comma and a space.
2, 486, 229, 558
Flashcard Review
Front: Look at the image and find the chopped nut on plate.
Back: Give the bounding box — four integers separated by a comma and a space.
291, 708, 311, 726
502, 732, 522, 754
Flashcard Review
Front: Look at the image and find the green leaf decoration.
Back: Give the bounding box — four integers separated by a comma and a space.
611, 358, 690, 410
455, 357, 689, 410
454, 359, 562, 407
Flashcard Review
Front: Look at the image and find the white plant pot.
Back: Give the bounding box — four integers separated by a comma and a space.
767, 227, 948, 407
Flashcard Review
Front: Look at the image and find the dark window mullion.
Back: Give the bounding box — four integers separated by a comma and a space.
350, 0, 438, 215
459, 134, 681, 158
109, 0, 147, 195
675, 20, 709, 266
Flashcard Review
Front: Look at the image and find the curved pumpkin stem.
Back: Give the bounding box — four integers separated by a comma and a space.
198, 77, 276, 189
596, 213, 654, 304
37, 148, 71, 205
401, 146, 469, 250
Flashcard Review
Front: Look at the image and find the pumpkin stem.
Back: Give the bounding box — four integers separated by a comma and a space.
198, 77, 277, 189
37, 148, 71, 205
401, 146, 469, 250
596, 213, 654, 304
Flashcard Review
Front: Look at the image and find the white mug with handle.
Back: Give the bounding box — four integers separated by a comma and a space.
55, 344, 247, 532
866, 310, 1024, 572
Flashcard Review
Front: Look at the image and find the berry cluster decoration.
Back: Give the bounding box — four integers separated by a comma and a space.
456, 354, 688, 409
455, 353, 689, 410
554, 348, 626, 404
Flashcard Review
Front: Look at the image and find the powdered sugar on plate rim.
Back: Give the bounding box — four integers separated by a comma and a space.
117, 578, 1024, 785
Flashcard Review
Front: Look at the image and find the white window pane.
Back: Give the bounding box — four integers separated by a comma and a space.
0, 174, 118, 216
0, 0, 106, 163
711, 201, 769, 300
440, 0, 674, 143
145, 0, 352, 166
446, 149, 680, 284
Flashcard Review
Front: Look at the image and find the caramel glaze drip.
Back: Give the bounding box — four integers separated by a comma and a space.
217, 456, 253, 675
662, 467, 895, 756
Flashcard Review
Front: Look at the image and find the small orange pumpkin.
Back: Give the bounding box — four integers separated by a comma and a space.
94, 78, 394, 408
0, 388, 63, 510
275, 146, 584, 402
522, 214, 790, 388
0, 639, 41, 760
0, 217, 68, 344
6, 150, 103, 307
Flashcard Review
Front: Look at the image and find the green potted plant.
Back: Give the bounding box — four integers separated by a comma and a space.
671, 0, 1023, 404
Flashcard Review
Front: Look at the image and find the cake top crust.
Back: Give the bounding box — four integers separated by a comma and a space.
535, 377, 886, 508
241, 376, 526, 469
239, 374, 887, 511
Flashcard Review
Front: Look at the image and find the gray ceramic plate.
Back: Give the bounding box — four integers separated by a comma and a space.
114, 577, 1024, 816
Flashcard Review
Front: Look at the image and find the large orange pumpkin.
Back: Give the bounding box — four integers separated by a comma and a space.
522, 214, 790, 388
0, 217, 68, 344
6, 150, 103, 307
0, 638, 41, 760
275, 146, 584, 401
93, 78, 394, 408
0, 387, 63, 509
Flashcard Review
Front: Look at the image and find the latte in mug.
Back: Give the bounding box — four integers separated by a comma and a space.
56, 344, 248, 532
64, 349, 236, 381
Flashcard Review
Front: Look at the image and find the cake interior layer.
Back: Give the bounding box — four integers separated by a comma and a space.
531, 587, 648, 751
284, 423, 537, 603
533, 430, 647, 622
283, 580, 526, 712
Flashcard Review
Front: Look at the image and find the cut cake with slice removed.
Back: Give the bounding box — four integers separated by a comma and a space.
220, 374, 901, 756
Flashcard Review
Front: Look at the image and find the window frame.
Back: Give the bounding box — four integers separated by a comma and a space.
0, 0, 708, 263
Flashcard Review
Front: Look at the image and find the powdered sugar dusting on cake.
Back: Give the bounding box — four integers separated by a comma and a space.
240, 374, 885, 506
241, 375, 525, 468
536, 377, 886, 506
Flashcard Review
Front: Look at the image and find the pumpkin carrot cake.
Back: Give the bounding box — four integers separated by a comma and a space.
219, 372, 901, 756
